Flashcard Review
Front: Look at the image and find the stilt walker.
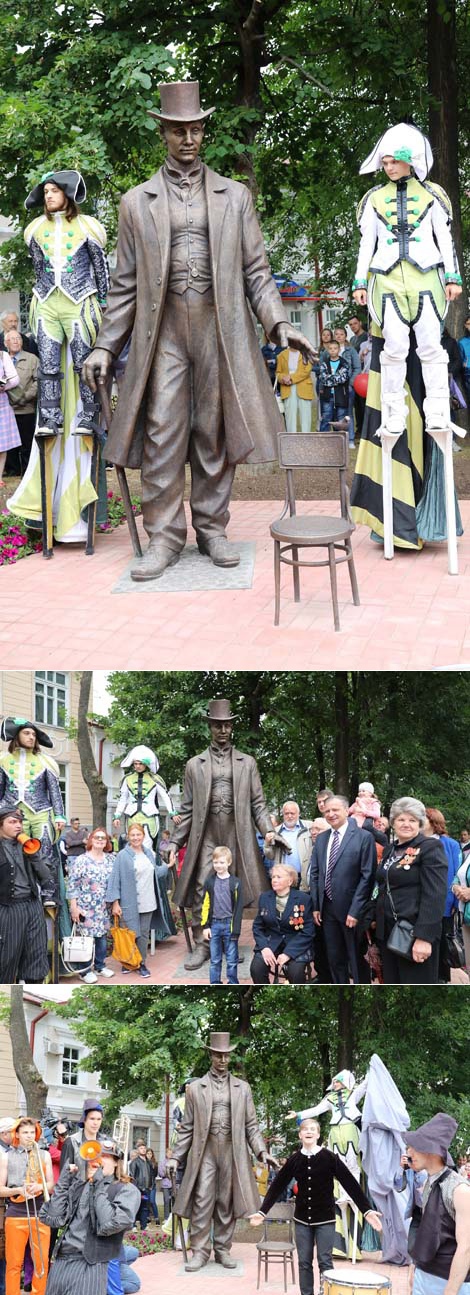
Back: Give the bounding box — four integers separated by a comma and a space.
7, 169, 108, 546
350, 123, 464, 569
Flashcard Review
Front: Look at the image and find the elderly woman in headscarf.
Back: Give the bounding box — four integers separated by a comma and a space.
112, 745, 174, 849
375, 796, 448, 984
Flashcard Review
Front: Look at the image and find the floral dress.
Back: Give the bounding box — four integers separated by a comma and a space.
67, 851, 113, 936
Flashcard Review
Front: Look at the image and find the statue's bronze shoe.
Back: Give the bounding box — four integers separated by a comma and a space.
131, 542, 180, 582
197, 536, 240, 567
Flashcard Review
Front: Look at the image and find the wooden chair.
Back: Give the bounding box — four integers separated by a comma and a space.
270, 429, 360, 631
256, 1201, 296, 1291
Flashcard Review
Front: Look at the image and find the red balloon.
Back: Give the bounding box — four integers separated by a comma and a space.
353, 372, 369, 398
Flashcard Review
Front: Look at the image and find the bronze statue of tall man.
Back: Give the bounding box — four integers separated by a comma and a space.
84, 81, 315, 580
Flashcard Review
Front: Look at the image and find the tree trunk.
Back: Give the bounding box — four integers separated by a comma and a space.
427, 0, 467, 330
336, 986, 355, 1070
77, 672, 108, 826
334, 673, 350, 796
232, 0, 289, 192
9, 986, 48, 1118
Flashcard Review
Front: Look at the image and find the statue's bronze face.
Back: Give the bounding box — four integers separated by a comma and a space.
161, 120, 205, 168
210, 1049, 230, 1076
208, 719, 233, 749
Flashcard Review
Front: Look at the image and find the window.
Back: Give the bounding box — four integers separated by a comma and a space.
62, 1047, 80, 1086
132, 1126, 149, 1148
289, 309, 302, 327
35, 672, 67, 728
57, 764, 68, 820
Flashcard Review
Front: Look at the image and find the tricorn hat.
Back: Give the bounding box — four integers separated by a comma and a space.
206, 699, 236, 722
407, 1113, 457, 1164
359, 123, 433, 182
206, 1031, 238, 1053
121, 745, 159, 775
25, 169, 87, 211
147, 81, 215, 124
0, 717, 53, 748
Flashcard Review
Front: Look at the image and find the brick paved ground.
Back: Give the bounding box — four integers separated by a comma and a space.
61, 917, 469, 987
1, 501, 470, 668
134, 1240, 412, 1295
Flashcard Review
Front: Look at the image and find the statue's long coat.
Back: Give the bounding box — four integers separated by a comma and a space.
95, 165, 288, 468
171, 745, 272, 908
173, 1071, 266, 1219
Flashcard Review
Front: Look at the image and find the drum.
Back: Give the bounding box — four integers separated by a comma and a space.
324, 1268, 391, 1295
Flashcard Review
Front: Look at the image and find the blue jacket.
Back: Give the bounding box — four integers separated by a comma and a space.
441, 835, 461, 917
253, 887, 314, 960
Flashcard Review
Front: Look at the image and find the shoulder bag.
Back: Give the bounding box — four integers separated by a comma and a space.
385, 867, 415, 960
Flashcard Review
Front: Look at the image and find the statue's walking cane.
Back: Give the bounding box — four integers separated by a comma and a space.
169, 1167, 188, 1262
98, 384, 143, 558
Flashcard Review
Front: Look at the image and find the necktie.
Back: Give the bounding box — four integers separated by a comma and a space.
325, 830, 340, 900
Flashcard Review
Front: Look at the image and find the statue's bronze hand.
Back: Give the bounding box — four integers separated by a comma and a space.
82, 348, 113, 393
273, 323, 317, 366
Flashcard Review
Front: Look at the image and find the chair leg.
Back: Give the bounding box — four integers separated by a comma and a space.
291, 1254, 295, 1284
292, 546, 300, 603
283, 1253, 287, 1293
346, 538, 361, 605
257, 1251, 261, 1289
328, 544, 340, 631
274, 540, 281, 625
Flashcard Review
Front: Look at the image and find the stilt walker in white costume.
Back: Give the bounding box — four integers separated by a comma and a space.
350, 123, 464, 570
8, 169, 108, 543
113, 746, 174, 851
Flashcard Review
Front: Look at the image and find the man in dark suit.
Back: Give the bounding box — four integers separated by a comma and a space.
310, 795, 375, 984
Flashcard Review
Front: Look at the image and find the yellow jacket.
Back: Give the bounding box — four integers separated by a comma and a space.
276, 348, 313, 399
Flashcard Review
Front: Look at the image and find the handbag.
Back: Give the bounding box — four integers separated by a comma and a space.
109, 915, 142, 969
385, 869, 415, 960
61, 923, 95, 964
444, 913, 465, 969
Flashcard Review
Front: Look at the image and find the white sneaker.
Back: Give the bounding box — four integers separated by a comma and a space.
96, 967, 115, 978
80, 971, 98, 984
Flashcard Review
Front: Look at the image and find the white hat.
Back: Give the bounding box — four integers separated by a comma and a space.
0, 1117, 16, 1133
359, 123, 433, 181
121, 745, 159, 775
359, 782, 374, 794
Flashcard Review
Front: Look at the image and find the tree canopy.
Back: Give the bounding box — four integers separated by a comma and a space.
55, 985, 470, 1153
101, 670, 470, 832
0, 0, 469, 313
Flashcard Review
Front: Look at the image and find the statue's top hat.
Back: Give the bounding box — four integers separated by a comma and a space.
206, 699, 236, 722
147, 81, 215, 124
206, 1031, 238, 1053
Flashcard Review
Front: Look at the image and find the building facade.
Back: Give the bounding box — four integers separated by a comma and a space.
0, 990, 170, 1158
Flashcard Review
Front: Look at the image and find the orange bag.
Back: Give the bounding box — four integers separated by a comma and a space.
109, 916, 142, 970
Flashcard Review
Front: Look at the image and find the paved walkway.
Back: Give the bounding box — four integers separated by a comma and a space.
62, 918, 469, 987
135, 1243, 411, 1295
2, 502, 470, 668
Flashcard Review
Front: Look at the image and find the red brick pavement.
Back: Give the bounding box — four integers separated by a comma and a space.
2, 502, 470, 668
134, 1243, 412, 1295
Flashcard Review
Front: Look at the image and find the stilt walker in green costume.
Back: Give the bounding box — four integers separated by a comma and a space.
7, 169, 109, 543
0, 718, 66, 904
113, 746, 174, 850
350, 123, 464, 569
287, 1070, 380, 1263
